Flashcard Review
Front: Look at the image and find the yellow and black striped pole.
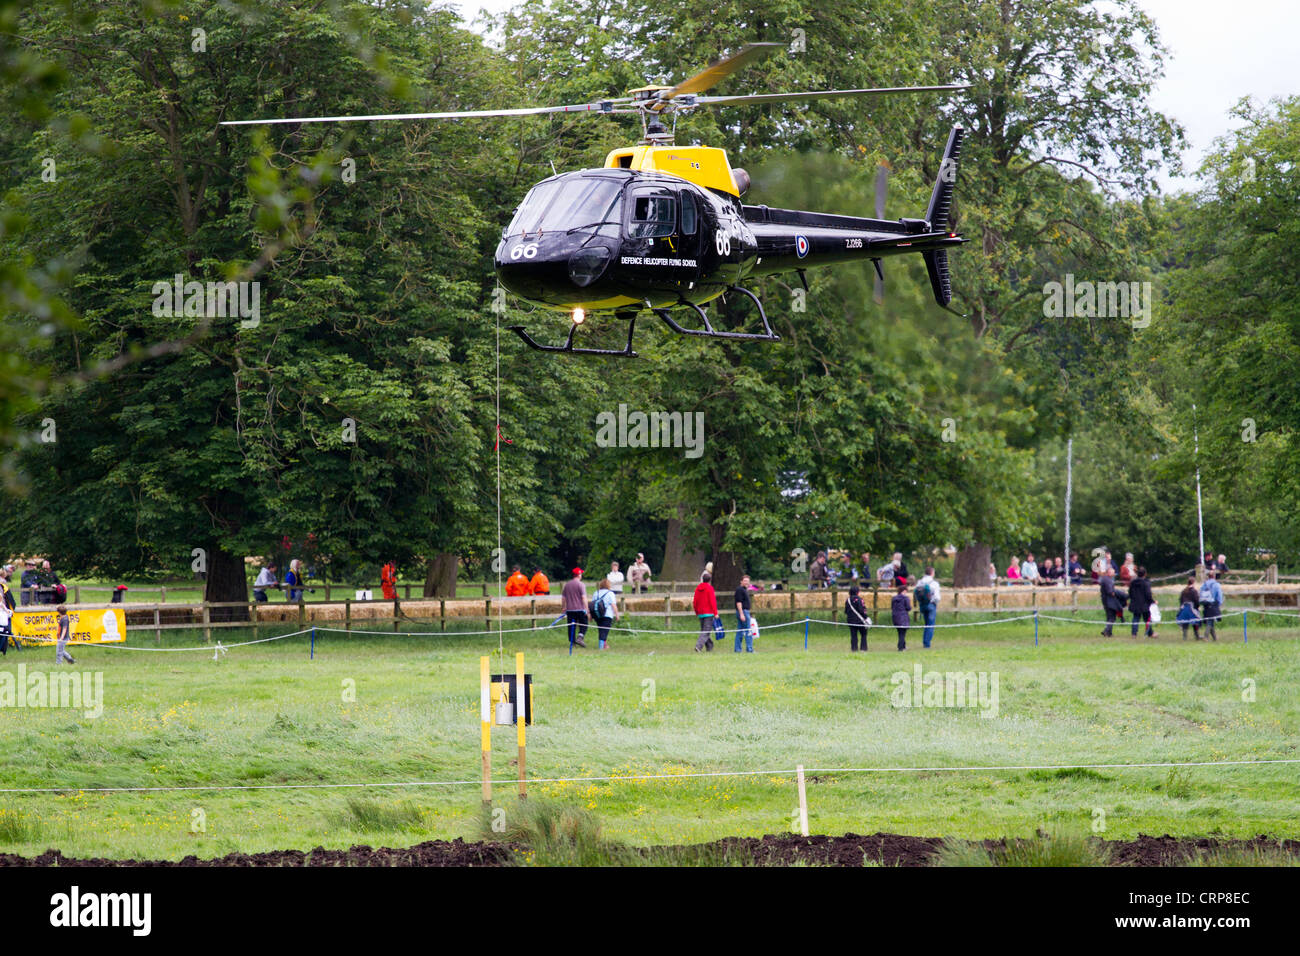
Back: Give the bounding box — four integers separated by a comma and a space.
516, 651, 527, 799
480, 655, 492, 805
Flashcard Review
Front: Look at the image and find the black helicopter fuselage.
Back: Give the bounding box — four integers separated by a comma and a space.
494, 167, 963, 314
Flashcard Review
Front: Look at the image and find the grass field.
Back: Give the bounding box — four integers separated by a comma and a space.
1, 612, 1296, 862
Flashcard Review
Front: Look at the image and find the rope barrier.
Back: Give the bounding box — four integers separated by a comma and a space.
5, 756, 1296, 795
51, 603, 1296, 654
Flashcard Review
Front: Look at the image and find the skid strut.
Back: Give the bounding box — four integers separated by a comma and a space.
507, 312, 638, 357
507, 287, 779, 356
653, 286, 780, 342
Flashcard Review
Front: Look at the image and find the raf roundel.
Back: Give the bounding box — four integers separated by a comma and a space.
795, 234, 810, 258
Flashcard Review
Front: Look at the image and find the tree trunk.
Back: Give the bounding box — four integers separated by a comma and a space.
952, 542, 992, 588
204, 544, 249, 622
708, 523, 744, 593
424, 553, 459, 598
660, 506, 707, 585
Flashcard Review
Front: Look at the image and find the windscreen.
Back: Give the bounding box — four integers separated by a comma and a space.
504, 176, 624, 237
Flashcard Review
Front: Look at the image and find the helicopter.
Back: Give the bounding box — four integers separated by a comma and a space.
224, 42, 967, 357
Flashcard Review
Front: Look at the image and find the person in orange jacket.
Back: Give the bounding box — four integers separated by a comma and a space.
380, 562, 398, 600
505, 565, 531, 596
529, 567, 550, 595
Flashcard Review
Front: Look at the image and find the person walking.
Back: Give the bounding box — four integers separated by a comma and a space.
891, 582, 911, 651
561, 567, 589, 649
253, 563, 278, 602
54, 604, 75, 664
733, 573, 755, 653
693, 572, 718, 651
1199, 571, 1223, 641
1128, 566, 1156, 638
846, 584, 870, 652
1099, 570, 1124, 637
285, 559, 304, 602
915, 566, 940, 648
1177, 576, 1202, 640
591, 577, 618, 649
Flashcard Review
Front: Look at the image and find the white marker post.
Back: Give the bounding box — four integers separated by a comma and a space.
795, 764, 809, 836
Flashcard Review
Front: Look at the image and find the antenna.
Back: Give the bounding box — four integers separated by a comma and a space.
549, 159, 557, 176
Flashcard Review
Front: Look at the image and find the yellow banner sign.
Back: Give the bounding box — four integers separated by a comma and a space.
13, 608, 127, 644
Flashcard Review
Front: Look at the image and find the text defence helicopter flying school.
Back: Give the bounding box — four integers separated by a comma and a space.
225, 42, 967, 357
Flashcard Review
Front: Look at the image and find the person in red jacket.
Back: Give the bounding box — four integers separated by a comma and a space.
693, 572, 718, 652
380, 562, 397, 601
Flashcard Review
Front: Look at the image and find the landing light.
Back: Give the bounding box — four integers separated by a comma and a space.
572, 307, 585, 325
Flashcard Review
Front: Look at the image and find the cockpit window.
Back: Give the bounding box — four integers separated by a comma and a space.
628, 189, 676, 238
504, 177, 623, 237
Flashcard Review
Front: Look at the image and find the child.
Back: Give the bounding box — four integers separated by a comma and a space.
54, 603, 75, 664
891, 582, 911, 651
1176, 576, 1201, 640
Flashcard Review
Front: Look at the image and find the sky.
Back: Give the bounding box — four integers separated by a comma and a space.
447, 0, 1298, 193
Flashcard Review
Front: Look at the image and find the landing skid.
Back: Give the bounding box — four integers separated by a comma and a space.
507, 286, 780, 357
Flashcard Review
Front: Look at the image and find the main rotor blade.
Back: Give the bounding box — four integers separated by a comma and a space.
697, 83, 968, 107
661, 42, 784, 100
221, 101, 634, 126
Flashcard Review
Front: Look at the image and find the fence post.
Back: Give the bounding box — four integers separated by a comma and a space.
804, 616, 809, 650
1243, 609, 1248, 644
324, 581, 331, 602
345, 598, 352, 633
297, 598, 305, 631
953, 589, 960, 617
482, 581, 489, 598
440, 599, 446, 632
154, 605, 161, 644
789, 590, 796, 624
1071, 587, 1078, 617
73, 585, 80, 604
394, 597, 402, 633
160, 586, 167, 604
405, 583, 411, 600
664, 596, 671, 630
993, 584, 1000, 610
531, 598, 537, 630
1034, 609, 1039, 647
830, 585, 838, 623
203, 602, 211, 644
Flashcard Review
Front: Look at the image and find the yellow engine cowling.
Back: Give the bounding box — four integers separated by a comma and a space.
603, 144, 744, 196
